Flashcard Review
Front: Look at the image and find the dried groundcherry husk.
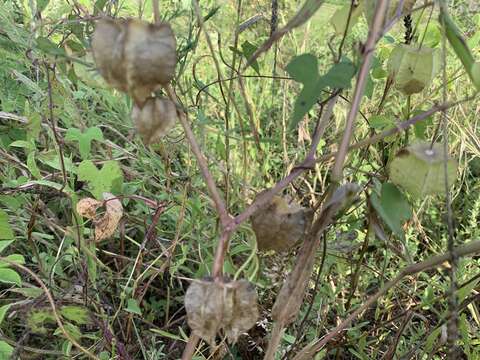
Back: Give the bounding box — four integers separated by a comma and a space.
185, 278, 225, 346
184, 278, 259, 345
251, 194, 313, 252
131, 97, 177, 144
224, 280, 259, 344
91, 19, 128, 91
123, 19, 176, 103
91, 18, 176, 104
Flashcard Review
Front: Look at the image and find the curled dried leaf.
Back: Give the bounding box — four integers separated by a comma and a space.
76, 198, 102, 219
131, 97, 177, 144
76, 193, 123, 241
250, 194, 313, 252
185, 278, 259, 345
91, 18, 176, 104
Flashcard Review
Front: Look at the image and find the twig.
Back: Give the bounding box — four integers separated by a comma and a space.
164, 85, 231, 228
331, 0, 388, 181
226, 95, 338, 232
439, 3, 459, 354
152, 0, 160, 23
45, 64, 68, 190
244, 0, 325, 70
181, 334, 200, 360
292, 239, 480, 360
316, 96, 476, 164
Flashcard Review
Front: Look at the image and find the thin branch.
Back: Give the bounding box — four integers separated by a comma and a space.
292, 239, 480, 360
331, 0, 388, 181
226, 94, 338, 232
181, 335, 200, 360
316, 96, 477, 164
243, 0, 325, 70
164, 85, 231, 228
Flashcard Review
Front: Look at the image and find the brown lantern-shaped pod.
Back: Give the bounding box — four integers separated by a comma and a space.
91, 18, 176, 104
250, 194, 313, 252
131, 97, 177, 145
184, 278, 259, 346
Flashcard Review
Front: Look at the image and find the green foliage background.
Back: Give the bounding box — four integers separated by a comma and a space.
1, 0, 480, 359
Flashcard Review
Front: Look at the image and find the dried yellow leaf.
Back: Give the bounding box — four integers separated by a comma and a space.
76, 198, 102, 219
76, 193, 123, 241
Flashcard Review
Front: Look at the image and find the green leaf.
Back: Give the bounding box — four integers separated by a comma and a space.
241, 41, 260, 74
27, 151, 41, 179
411, 110, 433, 139
0, 304, 11, 325
0, 211, 13, 240
65, 127, 103, 159
0, 341, 13, 359
0, 241, 13, 254
55, 322, 82, 341
0, 254, 25, 268
0, 268, 21, 285
370, 183, 411, 239
368, 115, 392, 130
329, 2, 363, 36
287, 55, 355, 129
77, 160, 123, 199
439, 6, 480, 90
36, 37, 66, 56
323, 60, 356, 89
37, 0, 50, 13
60, 306, 91, 325
286, 54, 319, 84
126, 298, 142, 315
93, 0, 107, 15
10, 287, 43, 298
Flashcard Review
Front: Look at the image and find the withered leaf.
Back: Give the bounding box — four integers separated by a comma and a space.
76, 193, 123, 241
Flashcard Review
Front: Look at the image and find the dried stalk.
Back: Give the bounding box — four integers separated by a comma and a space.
331, 0, 388, 181
263, 184, 360, 359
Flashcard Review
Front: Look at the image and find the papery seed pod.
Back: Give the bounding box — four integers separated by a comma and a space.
91, 18, 176, 104
184, 278, 259, 345
91, 19, 128, 91
124, 19, 176, 103
76, 193, 123, 241
184, 278, 228, 346
131, 97, 177, 145
224, 280, 259, 344
251, 194, 313, 252
388, 142, 457, 198
387, 44, 440, 95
